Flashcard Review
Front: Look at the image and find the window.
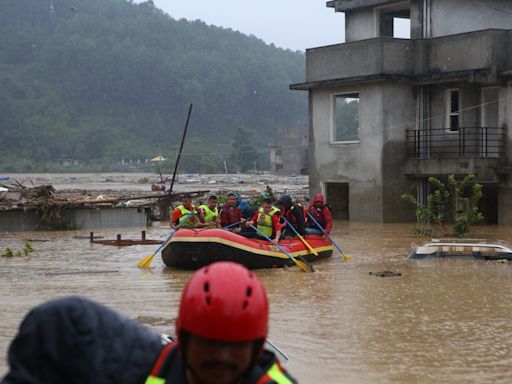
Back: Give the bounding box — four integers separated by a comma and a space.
446, 89, 460, 132
333, 93, 359, 143
393, 17, 410, 38
375, 2, 410, 39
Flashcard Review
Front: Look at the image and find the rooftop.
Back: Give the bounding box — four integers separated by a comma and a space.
326, 0, 403, 12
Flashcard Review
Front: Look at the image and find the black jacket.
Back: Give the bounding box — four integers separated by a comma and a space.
2, 297, 163, 384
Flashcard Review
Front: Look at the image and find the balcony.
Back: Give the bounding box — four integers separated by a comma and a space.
406, 127, 505, 159
291, 30, 511, 90
404, 127, 505, 181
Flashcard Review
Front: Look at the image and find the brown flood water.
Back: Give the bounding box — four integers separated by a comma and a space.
1, 221, 512, 383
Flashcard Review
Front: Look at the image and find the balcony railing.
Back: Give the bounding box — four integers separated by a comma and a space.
406, 127, 506, 159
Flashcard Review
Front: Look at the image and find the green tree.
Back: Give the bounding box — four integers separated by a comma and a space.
402, 174, 484, 238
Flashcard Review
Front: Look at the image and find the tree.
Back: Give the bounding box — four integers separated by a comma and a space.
402, 174, 484, 238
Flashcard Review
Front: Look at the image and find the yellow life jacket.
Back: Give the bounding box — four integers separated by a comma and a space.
256, 206, 280, 237
199, 204, 218, 224
177, 205, 197, 228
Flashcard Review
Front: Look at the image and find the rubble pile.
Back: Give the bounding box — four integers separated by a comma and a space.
0, 173, 309, 214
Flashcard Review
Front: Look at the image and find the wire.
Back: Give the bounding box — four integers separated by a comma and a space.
473, 0, 512, 16
173, 94, 504, 159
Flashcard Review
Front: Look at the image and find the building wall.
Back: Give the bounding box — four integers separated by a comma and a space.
430, 0, 512, 38
345, 8, 376, 42
499, 81, 512, 225
310, 82, 419, 222
381, 82, 417, 221
310, 84, 384, 221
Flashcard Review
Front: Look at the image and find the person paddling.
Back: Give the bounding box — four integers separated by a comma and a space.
305, 193, 332, 237
245, 199, 282, 243
170, 194, 198, 230
198, 195, 219, 228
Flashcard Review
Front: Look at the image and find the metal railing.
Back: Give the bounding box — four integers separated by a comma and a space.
406, 127, 506, 159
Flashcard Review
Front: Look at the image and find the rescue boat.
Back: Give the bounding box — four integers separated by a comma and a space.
161, 228, 333, 270
407, 239, 512, 260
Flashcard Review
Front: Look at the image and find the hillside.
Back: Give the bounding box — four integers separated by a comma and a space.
0, 0, 307, 172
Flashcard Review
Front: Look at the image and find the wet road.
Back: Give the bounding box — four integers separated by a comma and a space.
1, 221, 512, 383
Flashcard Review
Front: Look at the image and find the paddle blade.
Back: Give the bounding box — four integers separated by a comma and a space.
136, 253, 155, 268
293, 257, 315, 273
343, 253, 352, 262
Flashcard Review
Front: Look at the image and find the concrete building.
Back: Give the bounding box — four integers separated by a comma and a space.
291, 0, 512, 223
269, 127, 308, 175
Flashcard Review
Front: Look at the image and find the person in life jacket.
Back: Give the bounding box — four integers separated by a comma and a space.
275, 195, 306, 239
170, 194, 198, 230
245, 199, 282, 242
305, 193, 332, 237
198, 195, 219, 228
2, 262, 297, 384
220, 192, 243, 233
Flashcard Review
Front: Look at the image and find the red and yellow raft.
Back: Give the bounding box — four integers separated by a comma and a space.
161, 228, 333, 270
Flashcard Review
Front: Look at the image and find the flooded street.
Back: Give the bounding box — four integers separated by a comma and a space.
1, 221, 512, 383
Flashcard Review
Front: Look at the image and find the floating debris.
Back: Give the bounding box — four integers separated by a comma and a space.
369, 271, 402, 277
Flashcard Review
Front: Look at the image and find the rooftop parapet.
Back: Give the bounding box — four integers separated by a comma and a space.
327, 0, 401, 12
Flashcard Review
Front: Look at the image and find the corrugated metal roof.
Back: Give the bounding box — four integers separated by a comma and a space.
0, 207, 150, 232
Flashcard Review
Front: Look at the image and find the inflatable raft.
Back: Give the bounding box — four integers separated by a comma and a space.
161, 228, 333, 270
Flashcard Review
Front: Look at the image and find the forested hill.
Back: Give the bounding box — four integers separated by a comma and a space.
0, 0, 306, 172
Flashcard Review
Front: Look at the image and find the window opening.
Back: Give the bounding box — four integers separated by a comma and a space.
333, 93, 359, 143
446, 89, 460, 132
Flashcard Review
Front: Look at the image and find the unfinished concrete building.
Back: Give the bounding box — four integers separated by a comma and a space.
291, 0, 512, 223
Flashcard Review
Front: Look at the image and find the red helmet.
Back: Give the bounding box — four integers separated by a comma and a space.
176, 262, 269, 342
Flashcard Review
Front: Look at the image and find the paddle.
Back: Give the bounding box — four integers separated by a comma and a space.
307, 211, 352, 261
249, 224, 314, 272
281, 216, 318, 256
222, 220, 243, 229
136, 210, 195, 268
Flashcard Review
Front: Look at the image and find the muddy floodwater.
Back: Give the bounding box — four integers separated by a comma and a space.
1, 221, 512, 383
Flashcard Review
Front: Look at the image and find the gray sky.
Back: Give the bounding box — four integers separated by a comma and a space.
141, 0, 346, 51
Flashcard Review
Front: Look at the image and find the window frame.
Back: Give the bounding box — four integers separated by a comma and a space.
445, 88, 461, 133
330, 92, 360, 145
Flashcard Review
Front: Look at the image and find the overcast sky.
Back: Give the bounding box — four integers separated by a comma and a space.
139, 0, 346, 51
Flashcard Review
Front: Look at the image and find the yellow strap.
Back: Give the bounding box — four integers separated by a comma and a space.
266, 363, 293, 384
144, 375, 166, 384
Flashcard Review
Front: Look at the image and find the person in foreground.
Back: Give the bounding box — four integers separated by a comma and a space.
2, 262, 297, 384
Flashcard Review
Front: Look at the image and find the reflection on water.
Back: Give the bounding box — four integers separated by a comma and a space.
1, 221, 512, 383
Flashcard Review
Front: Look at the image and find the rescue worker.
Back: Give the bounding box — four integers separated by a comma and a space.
275, 195, 305, 238
245, 199, 282, 242
305, 193, 332, 236
170, 194, 198, 230
220, 192, 243, 233
2, 262, 297, 384
198, 195, 219, 228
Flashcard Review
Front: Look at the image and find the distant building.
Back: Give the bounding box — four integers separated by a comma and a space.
55, 155, 80, 166
269, 127, 308, 175
291, 0, 512, 223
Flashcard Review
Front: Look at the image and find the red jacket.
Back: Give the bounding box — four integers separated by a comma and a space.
220, 205, 243, 227
306, 204, 332, 233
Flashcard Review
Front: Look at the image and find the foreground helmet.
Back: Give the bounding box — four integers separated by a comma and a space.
176, 262, 269, 342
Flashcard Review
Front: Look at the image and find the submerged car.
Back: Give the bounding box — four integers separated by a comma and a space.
407, 239, 512, 260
